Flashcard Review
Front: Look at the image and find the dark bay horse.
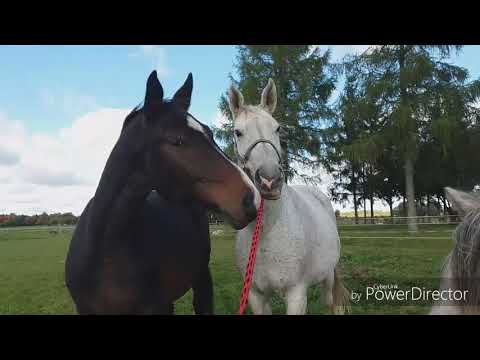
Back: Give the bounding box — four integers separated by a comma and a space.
65, 71, 260, 314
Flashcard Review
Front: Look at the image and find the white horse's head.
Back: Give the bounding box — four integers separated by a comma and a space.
228, 79, 283, 200
441, 187, 480, 313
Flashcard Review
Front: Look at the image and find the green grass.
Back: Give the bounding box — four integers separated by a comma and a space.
0, 223, 457, 315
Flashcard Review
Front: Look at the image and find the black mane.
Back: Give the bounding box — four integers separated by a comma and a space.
121, 103, 144, 132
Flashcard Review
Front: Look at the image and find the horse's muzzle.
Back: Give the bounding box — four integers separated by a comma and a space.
254, 168, 283, 200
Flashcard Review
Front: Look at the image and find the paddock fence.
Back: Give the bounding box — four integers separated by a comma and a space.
0, 215, 460, 234
336, 215, 460, 227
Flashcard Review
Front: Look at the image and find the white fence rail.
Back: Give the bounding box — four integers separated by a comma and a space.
0, 215, 460, 232
336, 215, 460, 226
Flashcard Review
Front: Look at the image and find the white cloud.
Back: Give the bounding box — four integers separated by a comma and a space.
211, 110, 230, 128
0, 106, 396, 216
129, 45, 170, 78
0, 108, 130, 215
0, 145, 20, 166
0, 113, 26, 167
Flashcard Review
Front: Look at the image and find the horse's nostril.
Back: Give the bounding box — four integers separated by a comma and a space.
260, 176, 274, 190
242, 191, 257, 220
256, 167, 282, 192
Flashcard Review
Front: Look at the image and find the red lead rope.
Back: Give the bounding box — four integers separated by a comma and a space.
238, 197, 264, 315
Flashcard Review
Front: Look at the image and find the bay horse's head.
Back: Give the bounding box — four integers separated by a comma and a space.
128, 71, 260, 229
228, 79, 283, 200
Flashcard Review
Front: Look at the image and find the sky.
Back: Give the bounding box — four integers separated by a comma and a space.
1, 45, 480, 215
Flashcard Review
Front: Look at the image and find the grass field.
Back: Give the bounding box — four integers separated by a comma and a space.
0, 223, 457, 315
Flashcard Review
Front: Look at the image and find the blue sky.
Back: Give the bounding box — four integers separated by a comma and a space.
1, 45, 480, 133
0, 45, 238, 133
1, 45, 480, 215
1, 45, 480, 132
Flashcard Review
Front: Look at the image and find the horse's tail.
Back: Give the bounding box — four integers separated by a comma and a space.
332, 267, 351, 315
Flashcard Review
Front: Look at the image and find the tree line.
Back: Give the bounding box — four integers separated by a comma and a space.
0, 213, 78, 227
213, 46, 480, 230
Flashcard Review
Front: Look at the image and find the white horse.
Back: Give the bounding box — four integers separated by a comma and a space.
430, 187, 480, 315
228, 79, 350, 315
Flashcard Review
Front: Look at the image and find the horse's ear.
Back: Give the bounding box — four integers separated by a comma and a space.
260, 78, 277, 114
144, 70, 164, 110
228, 86, 244, 118
172, 73, 193, 112
445, 187, 480, 218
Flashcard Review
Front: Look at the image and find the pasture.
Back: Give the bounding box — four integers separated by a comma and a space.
0, 223, 457, 315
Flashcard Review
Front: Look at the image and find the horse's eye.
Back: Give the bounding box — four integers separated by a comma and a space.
172, 137, 184, 146
275, 126, 280, 133
234, 129, 243, 137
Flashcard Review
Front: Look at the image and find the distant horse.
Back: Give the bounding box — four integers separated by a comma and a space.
229, 79, 350, 315
430, 187, 480, 315
65, 71, 260, 315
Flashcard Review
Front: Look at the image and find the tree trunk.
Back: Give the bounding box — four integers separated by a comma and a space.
405, 156, 418, 232
353, 190, 359, 225
389, 198, 393, 217
398, 46, 418, 232
363, 164, 367, 224
442, 196, 449, 223
370, 196, 374, 223
369, 164, 374, 223
426, 193, 430, 216
363, 200, 367, 224
352, 165, 359, 225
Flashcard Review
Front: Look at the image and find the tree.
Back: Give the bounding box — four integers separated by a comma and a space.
322, 73, 368, 223
343, 45, 476, 232
214, 45, 339, 183
373, 146, 403, 217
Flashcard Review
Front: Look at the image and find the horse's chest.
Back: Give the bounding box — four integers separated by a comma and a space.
237, 224, 307, 291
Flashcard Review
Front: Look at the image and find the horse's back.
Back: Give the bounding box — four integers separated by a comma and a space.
291, 185, 335, 219
288, 184, 338, 228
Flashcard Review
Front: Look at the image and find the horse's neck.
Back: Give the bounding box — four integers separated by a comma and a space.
260, 185, 290, 234
87, 115, 151, 242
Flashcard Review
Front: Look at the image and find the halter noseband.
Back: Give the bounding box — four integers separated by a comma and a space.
234, 137, 283, 175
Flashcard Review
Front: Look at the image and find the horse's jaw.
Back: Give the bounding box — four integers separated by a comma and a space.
262, 192, 281, 200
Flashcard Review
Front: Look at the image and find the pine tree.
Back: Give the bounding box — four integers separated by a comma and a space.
214, 45, 338, 183
343, 45, 476, 232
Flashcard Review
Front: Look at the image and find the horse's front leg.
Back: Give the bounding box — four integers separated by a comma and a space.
286, 284, 308, 315
248, 287, 272, 315
192, 267, 214, 315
